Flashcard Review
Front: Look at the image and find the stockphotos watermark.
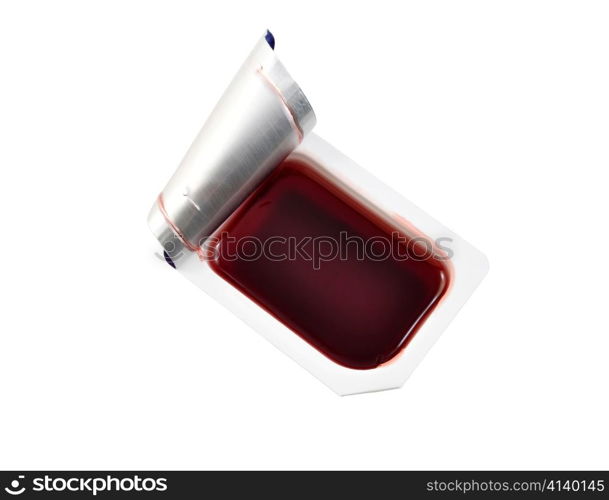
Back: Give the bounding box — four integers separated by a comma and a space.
3, 474, 167, 496
157, 231, 454, 270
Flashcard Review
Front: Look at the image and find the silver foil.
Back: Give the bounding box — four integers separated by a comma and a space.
148, 34, 316, 256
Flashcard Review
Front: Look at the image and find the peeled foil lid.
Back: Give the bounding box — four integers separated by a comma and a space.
148, 31, 316, 256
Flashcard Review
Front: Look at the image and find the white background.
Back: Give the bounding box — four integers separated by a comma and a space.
1, 0, 608, 470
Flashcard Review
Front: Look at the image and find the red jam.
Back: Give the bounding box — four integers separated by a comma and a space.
209, 158, 451, 369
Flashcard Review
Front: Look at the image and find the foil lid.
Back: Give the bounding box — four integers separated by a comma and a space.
148, 31, 316, 255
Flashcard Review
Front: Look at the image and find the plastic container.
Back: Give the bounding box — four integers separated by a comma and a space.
148, 32, 488, 395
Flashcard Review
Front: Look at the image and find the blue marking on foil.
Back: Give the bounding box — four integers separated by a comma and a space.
163, 251, 176, 269
265, 30, 275, 50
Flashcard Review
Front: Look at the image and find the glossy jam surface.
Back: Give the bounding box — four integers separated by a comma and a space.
209, 159, 451, 369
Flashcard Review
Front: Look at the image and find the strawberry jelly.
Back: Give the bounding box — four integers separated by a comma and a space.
209, 158, 451, 369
